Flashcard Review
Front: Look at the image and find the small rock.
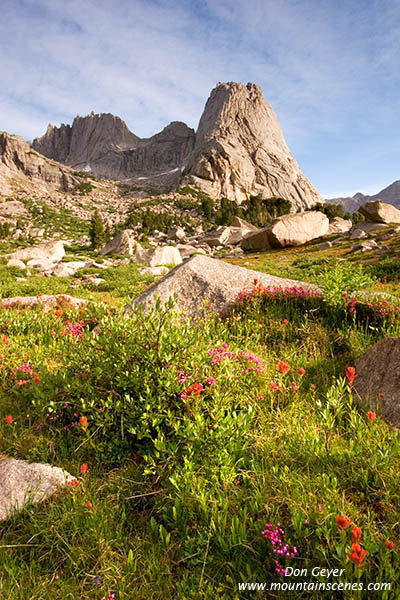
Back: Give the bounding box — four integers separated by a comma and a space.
176, 244, 201, 259
52, 262, 86, 277
350, 229, 367, 240
318, 241, 332, 250
100, 229, 136, 255
133, 243, 152, 265
0, 457, 74, 521
167, 226, 186, 241
84, 277, 106, 286
26, 258, 58, 272
327, 217, 352, 234
7, 259, 26, 269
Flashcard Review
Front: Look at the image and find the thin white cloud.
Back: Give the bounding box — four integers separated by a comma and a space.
0, 0, 399, 196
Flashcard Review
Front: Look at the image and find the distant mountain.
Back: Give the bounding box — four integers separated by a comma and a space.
32, 82, 322, 209
325, 180, 400, 213
33, 113, 195, 185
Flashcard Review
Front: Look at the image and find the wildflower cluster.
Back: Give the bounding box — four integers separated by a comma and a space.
178, 343, 265, 404
209, 343, 264, 374
269, 361, 306, 397
61, 320, 85, 340
336, 515, 368, 567
227, 277, 400, 332
346, 295, 400, 327
44, 402, 88, 432
261, 522, 298, 576
7, 362, 40, 388
232, 283, 322, 311
345, 366, 380, 421
181, 382, 203, 402
345, 295, 357, 315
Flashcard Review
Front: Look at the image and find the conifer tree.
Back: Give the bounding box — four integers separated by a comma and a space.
90, 210, 106, 250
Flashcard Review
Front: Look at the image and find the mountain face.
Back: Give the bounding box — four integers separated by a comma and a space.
33, 113, 140, 168
183, 82, 321, 208
32, 82, 322, 208
0, 131, 78, 192
33, 114, 195, 183
325, 181, 400, 213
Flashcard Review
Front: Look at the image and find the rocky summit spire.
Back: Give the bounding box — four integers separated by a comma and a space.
31, 82, 321, 208
182, 82, 321, 209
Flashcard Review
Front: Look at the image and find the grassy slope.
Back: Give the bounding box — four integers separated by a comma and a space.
0, 236, 400, 599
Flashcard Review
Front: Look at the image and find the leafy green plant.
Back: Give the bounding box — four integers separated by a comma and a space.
318, 260, 375, 308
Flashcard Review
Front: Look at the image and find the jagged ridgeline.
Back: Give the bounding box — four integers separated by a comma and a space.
32, 82, 322, 210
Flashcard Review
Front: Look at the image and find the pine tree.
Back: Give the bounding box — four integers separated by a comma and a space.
90, 210, 106, 250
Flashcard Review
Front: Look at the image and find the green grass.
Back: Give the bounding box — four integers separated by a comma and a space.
0, 262, 155, 307
0, 265, 399, 599
1, 228, 400, 598
19, 199, 89, 240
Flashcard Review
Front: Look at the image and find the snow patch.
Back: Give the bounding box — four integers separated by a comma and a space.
136, 168, 180, 181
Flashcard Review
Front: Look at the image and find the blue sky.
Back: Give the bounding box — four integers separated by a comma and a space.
1, 0, 399, 198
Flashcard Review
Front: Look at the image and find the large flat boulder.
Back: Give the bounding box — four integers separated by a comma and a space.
241, 211, 329, 250
267, 211, 329, 248
350, 222, 389, 239
129, 254, 316, 318
5, 240, 65, 263
354, 338, 400, 428
353, 222, 389, 233
359, 201, 400, 224
0, 457, 74, 521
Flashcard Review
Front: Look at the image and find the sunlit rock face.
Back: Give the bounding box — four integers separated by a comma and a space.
32, 82, 322, 208
183, 82, 322, 209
